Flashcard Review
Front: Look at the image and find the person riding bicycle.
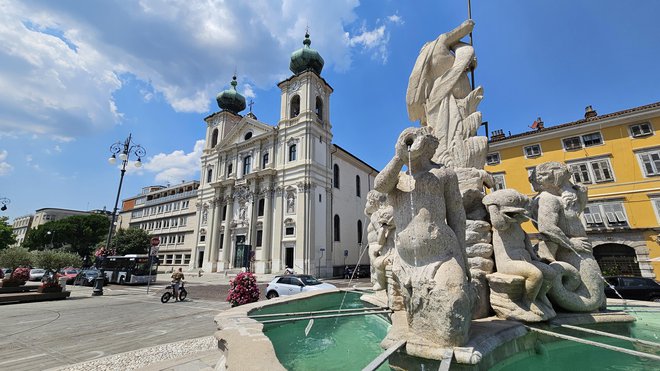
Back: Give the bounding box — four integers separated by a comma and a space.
171, 268, 185, 301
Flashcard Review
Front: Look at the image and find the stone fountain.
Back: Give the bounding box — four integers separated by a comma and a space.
363, 18, 628, 367
212, 19, 637, 371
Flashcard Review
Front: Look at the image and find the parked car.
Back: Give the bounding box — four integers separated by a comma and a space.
265, 274, 336, 299
74, 269, 106, 286
604, 276, 660, 302
1, 267, 11, 278
59, 268, 81, 284
29, 268, 46, 281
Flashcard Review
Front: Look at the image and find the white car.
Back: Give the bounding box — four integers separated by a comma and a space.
29, 268, 46, 281
265, 274, 336, 299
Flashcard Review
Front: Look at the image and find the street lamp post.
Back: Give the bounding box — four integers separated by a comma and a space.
93, 133, 145, 296
0, 197, 10, 211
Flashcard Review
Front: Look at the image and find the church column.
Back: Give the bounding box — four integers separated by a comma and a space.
220, 186, 234, 270
209, 195, 223, 267
257, 176, 274, 273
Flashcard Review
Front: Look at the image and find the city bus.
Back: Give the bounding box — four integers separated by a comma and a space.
100, 254, 158, 284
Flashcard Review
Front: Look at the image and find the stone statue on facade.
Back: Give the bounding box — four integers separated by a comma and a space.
483, 189, 556, 322
375, 126, 472, 355
365, 190, 395, 292
530, 162, 605, 312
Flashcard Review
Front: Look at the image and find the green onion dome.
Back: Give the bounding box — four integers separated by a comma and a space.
216, 76, 246, 114
289, 33, 324, 75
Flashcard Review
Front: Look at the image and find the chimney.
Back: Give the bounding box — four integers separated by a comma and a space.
491, 129, 505, 140
585, 105, 597, 118
531, 117, 544, 130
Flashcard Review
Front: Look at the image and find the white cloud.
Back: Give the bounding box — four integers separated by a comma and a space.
243, 84, 256, 99
0, 1, 399, 139
140, 139, 204, 183
347, 25, 389, 63
387, 14, 404, 25
0, 150, 13, 176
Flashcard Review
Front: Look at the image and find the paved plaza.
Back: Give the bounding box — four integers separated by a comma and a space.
0, 272, 370, 370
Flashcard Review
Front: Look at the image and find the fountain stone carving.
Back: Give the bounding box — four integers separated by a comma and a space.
375, 126, 472, 358
483, 189, 556, 322
531, 161, 606, 312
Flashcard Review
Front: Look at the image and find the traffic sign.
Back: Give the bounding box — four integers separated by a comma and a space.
150, 237, 160, 246
150, 245, 160, 256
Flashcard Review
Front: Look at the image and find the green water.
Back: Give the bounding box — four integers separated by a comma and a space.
256, 292, 391, 371
491, 307, 660, 371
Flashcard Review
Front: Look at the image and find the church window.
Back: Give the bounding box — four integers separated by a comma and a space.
355, 175, 361, 197
262, 152, 269, 167
290, 95, 300, 118
244, 131, 253, 140
258, 198, 265, 217
227, 162, 233, 175
289, 144, 297, 161
222, 205, 227, 221
211, 129, 218, 148
243, 156, 252, 175
315, 97, 323, 118
357, 220, 363, 245
256, 230, 263, 246
333, 164, 340, 188
334, 214, 341, 242
206, 168, 213, 183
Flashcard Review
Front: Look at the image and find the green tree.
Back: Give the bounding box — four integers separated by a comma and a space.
22, 214, 110, 258
0, 247, 33, 270
0, 216, 16, 250
109, 228, 151, 255
33, 250, 82, 273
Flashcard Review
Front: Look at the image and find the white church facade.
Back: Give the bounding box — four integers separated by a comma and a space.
192, 34, 378, 277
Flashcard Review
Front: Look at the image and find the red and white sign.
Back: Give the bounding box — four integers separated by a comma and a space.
150, 237, 160, 246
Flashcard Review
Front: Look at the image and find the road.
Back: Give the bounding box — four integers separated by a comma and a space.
0, 276, 371, 370
0, 284, 229, 370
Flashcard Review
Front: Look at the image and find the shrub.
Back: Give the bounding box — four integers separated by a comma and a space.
33, 250, 82, 273
0, 247, 34, 270
226, 272, 260, 307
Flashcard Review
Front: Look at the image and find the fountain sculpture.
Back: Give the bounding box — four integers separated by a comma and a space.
211, 18, 639, 371
370, 17, 614, 364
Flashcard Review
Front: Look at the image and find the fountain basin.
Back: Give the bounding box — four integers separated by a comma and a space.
214, 290, 654, 370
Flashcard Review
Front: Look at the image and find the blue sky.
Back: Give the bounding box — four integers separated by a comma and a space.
1, 0, 659, 221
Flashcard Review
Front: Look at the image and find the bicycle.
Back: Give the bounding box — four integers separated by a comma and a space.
161, 281, 187, 303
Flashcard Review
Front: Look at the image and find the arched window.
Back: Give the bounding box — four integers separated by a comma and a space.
289, 144, 297, 161
258, 198, 265, 217
262, 152, 269, 167
355, 175, 361, 197
333, 164, 340, 188
206, 168, 213, 183
290, 95, 300, 118
211, 129, 218, 148
243, 156, 252, 175
357, 220, 363, 245
315, 97, 323, 118
334, 214, 340, 242
227, 162, 233, 175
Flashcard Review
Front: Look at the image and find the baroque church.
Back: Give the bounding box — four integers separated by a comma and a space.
192, 34, 378, 277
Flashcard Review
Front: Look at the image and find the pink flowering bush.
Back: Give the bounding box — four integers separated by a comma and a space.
226, 272, 260, 307
11, 267, 30, 282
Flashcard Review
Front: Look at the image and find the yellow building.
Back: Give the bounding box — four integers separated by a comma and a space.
485, 102, 660, 280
